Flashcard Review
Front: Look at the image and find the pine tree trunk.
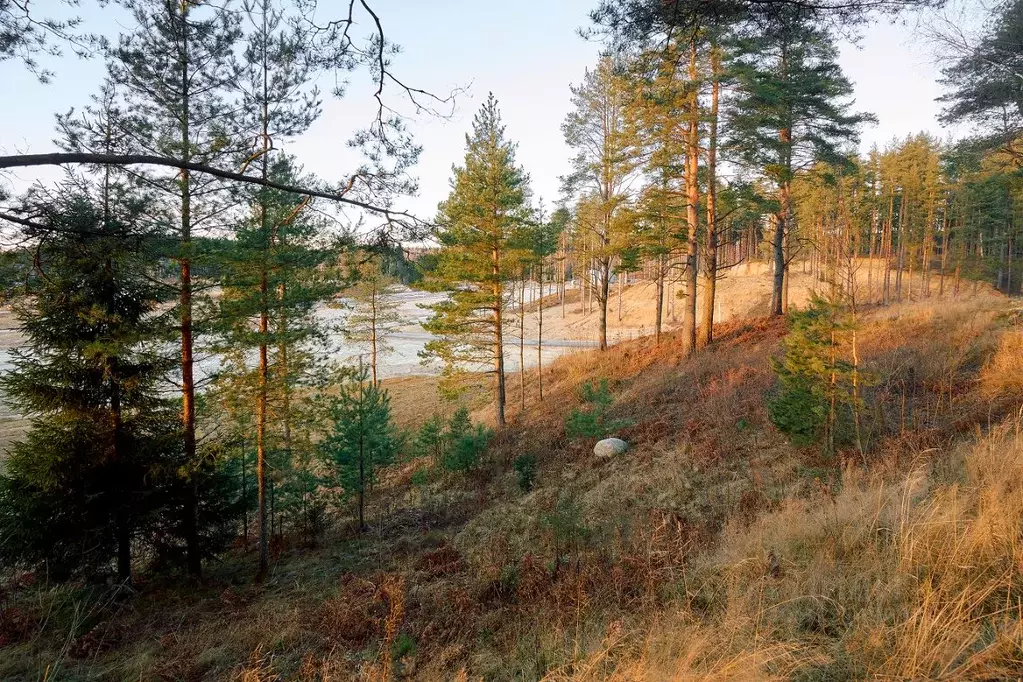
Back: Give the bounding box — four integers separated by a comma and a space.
370, 284, 378, 385
278, 283, 292, 459
519, 272, 526, 411
241, 444, 248, 548
256, 271, 269, 581
109, 356, 131, 584
493, 247, 506, 428
177, 5, 201, 577
883, 193, 894, 305
923, 187, 935, 298
598, 256, 610, 351
358, 430, 366, 533
771, 186, 788, 317
939, 201, 950, 296
537, 256, 544, 401
617, 259, 624, 324
255, 39, 273, 580
655, 256, 665, 344
895, 194, 906, 301
700, 45, 721, 347
782, 222, 790, 314
683, 40, 701, 354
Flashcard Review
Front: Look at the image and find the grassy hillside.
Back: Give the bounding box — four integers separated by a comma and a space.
1, 292, 1021, 681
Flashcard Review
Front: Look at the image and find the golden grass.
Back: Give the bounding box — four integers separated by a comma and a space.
546, 419, 1023, 681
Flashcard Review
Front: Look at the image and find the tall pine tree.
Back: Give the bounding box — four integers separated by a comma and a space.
727, 9, 872, 316
106, 0, 243, 577
422, 94, 531, 427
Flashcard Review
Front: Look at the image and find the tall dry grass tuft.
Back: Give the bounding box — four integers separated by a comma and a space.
980, 329, 1023, 400
545, 419, 1023, 680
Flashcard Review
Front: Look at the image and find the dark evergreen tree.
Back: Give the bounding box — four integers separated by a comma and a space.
939, 0, 1023, 160
0, 195, 177, 583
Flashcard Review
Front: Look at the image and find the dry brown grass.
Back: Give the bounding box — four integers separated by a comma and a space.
544, 418, 1023, 681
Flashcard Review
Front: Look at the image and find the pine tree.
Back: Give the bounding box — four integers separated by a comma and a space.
343, 253, 402, 386
0, 194, 178, 583
106, 0, 243, 577
216, 157, 338, 578
631, 43, 689, 344
222, 0, 324, 581
727, 10, 872, 316
563, 57, 640, 351
422, 94, 531, 428
700, 41, 725, 346
320, 364, 398, 533
938, 0, 1023, 162
531, 207, 568, 400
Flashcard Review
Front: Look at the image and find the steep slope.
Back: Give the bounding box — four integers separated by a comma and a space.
1, 292, 1020, 681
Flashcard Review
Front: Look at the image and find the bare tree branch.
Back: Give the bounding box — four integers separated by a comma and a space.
0, 152, 428, 229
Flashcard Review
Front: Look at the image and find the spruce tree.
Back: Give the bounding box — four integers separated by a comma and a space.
320, 364, 398, 533
422, 94, 531, 427
769, 294, 859, 455
0, 194, 177, 583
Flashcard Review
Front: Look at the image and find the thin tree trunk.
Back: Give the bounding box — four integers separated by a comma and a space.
493, 247, 506, 428
110, 359, 131, 583
617, 258, 624, 324
683, 39, 700, 353
598, 256, 610, 350
519, 271, 526, 412
358, 430, 366, 532
241, 442, 248, 548
370, 284, 378, 385
256, 273, 270, 580
177, 4, 201, 578
771, 185, 789, 317
655, 254, 665, 344
939, 200, 950, 296
255, 26, 274, 581
537, 256, 544, 401
700, 45, 721, 346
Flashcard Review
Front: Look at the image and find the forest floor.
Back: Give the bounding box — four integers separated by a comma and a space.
525, 258, 964, 345
2, 283, 1021, 681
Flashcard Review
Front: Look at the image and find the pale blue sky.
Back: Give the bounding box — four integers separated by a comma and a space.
0, 1, 974, 221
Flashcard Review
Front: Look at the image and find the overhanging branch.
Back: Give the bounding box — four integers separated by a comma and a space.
0, 152, 425, 226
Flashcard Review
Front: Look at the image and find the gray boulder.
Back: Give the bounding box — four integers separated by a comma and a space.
594, 437, 629, 458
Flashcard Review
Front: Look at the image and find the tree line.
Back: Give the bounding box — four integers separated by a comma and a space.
419, 0, 1023, 428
